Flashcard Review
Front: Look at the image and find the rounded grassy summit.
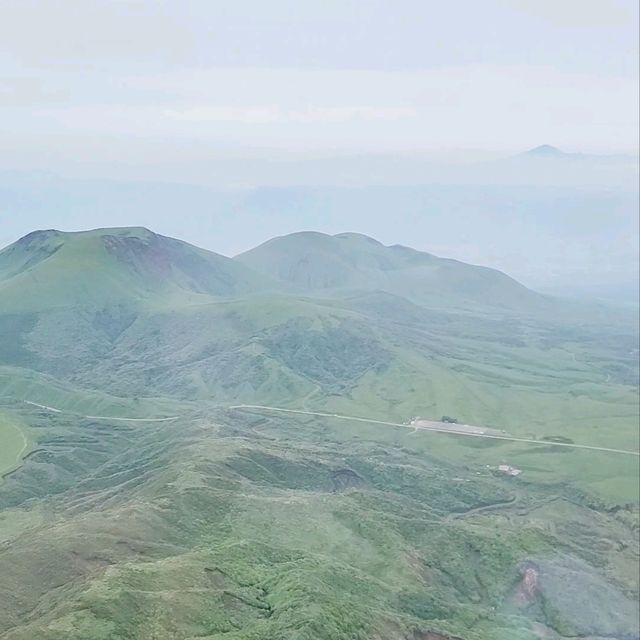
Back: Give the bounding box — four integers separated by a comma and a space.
0, 227, 272, 311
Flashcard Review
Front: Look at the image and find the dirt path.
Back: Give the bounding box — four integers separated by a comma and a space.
229, 404, 640, 457
445, 495, 519, 521
83, 414, 178, 422
22, 401, 178, 422
24, 401, 61, 413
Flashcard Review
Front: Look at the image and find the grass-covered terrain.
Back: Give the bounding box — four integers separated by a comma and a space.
0, 227, 637, 639
0, 411, 29, 478
0, 404, 637, 640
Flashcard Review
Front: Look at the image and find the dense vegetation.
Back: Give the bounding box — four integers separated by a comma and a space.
0, 228, 637, 639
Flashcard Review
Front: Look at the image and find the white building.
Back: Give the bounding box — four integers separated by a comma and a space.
498, 464, 522, 476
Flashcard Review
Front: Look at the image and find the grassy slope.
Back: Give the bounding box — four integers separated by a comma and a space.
0, 227, 637, 639
0, 227, 271, 311
0, 367, 190, 418
0, 407, 637, 640
0, 412, 29, 478
1, 280, 637, 502
235, 231, 559, 314
90, 295, 636, 502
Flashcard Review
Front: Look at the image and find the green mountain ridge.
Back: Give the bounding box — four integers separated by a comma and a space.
1, 226, 625, 321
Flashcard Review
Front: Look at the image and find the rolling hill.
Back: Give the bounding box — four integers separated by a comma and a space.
236, 231, 553, 313
0, 227, 271, 311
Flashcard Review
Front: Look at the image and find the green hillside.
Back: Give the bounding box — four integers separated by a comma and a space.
0, 227, 272, 311
235, 231, 558, 313
0, 228, 637, 640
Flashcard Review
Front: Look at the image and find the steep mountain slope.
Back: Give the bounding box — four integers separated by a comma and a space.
0, 227, 271, 311
235, 231, 553, 313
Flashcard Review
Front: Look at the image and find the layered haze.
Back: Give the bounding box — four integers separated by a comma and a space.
1, 0, 638, 298
1, 146, 638, 297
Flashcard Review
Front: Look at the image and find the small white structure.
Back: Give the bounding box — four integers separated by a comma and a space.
498, 464, 522, 477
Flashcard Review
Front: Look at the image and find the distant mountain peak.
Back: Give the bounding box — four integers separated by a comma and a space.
524, 144, 564, 157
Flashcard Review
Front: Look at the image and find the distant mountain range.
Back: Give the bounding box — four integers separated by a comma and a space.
516, 144, 637, 163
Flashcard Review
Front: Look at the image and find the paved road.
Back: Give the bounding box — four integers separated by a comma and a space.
83, 414, 178, 422
229, 404, 640, 457
24, 401, 61, 413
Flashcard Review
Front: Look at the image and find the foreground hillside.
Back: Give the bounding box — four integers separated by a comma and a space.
1, 400, 638, 640
0, 228, 637, 640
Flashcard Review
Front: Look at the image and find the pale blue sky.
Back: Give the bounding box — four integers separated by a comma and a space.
0, 0, 637, 181
0, 1, 638, 290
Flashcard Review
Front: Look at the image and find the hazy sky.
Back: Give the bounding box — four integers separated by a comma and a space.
0, 0, 638, 291
0, 0, 638, 182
